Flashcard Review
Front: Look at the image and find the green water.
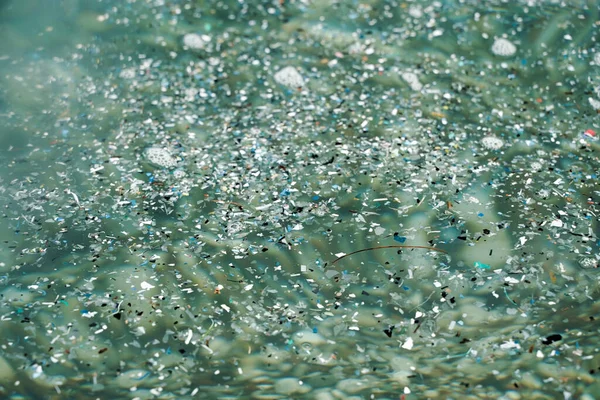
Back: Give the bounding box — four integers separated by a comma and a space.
0, 0, 599, 398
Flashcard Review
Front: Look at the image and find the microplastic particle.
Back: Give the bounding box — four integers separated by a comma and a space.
536, 350, 544, 359
589, 97, 600, 109
140, 281, 155, 290
550, 219, 563, 228
474, 261, 490, 269
393, 234, 407, 243
384, 326, 394, 338
542, 334, 562, 345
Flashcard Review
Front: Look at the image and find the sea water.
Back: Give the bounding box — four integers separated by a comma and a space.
0, 0, 599, 398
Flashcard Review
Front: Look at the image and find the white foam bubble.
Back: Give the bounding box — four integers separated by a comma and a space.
274, 66, 305, 88
491, 38, 516, 57
401, 71, 422, 91
481, 135, 504, 150
183, 33, 210, 50
145, 147, 178, 168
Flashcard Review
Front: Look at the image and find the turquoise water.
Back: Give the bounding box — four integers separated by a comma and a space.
0, 0, 599, 398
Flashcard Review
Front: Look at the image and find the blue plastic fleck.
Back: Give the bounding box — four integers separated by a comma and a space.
474, 261, 490, 269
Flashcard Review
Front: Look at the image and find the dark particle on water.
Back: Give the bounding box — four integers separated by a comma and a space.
384, 326, 394, 338
542, 334, 562, 345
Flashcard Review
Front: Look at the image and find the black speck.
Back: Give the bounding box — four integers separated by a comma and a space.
542, 334, 562, 345
384, 326, 394, 338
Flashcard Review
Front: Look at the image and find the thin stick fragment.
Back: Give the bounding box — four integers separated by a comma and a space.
330, 245, 448, 265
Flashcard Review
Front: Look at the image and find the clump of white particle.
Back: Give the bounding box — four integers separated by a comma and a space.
481, 135, 504, 150
145, 147, 178, 168
401, 71, 423, 91
274, 66, 305, 88
491, 38, 517, 57
182, 33, 210, 50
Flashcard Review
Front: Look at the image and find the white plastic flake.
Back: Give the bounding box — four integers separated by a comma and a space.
401, 337, 414, 350
536, 350, 544, 359
31, 365, 43, 379
500, 340, 520, 350
491, 38, 517, 56
401, 71, 422, 91
274, 66, 305, 88
588, 97, 600, 110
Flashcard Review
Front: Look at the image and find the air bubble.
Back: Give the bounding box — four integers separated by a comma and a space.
481, 135, 504, 150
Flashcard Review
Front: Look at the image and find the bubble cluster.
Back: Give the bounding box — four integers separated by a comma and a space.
273, 66, 305, 88
401, 71, 423, 91
578, 257, 598, 269
182, 33, 210, 50
145, 147, 178, 168
481, 135, 505, 150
